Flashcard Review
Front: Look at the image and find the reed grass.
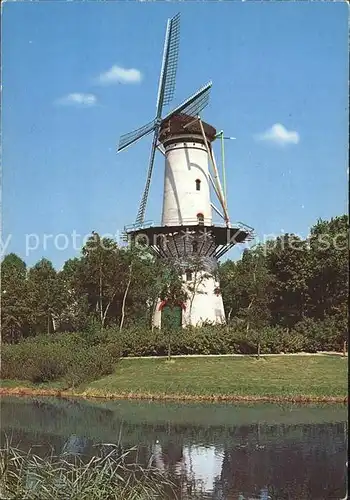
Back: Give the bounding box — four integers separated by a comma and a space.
0, 439, 176, 500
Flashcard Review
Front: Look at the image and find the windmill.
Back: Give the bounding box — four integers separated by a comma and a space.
117, 13, 254, 328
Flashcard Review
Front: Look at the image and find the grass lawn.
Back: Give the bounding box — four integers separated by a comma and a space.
1, 355, 347, 402
85, 354, 347, 401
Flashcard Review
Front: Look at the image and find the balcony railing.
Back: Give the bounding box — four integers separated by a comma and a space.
124, 218, 254, 235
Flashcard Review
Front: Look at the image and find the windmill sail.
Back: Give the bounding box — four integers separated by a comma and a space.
116, 13, 213, 227
156, 12, 180, 113
136, 12, 181, 225
118, 118, 156, 152
163, 81, 212, 122
117, 13, 181, 154
135, 130, 160, 226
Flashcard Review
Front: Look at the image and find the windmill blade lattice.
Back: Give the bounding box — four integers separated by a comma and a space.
135, 12, 181, 225
163, 81, 212, 122
116, 13, 213, 227
118, 118, 157, 152
135, 130, 160, 225
118, 13, 181, 154
156, 12, 180, 111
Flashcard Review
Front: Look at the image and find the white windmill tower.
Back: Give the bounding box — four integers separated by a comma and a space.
117, 13, 253, 328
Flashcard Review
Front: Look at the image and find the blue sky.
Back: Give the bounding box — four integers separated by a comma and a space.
2, 2, 348, 269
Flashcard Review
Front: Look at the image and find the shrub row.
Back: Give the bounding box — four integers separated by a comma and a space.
109, 316, 346, 357
1, 317, 345, 385
1, 341, 119, 386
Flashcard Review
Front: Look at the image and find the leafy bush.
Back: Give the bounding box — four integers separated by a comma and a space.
1, 343, 66, 382
22, 331, 87, 348
255, 326, 283, 354
108, 324, 272, 357
64, 343, 118, 387
108, 319, 344, 357
1, 341, 118, 386
281, 331, 308, 353
293, 316, 346, 352
2, 317, 344, 386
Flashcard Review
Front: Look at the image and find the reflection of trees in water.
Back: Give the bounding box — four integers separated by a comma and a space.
219, 423, 346, 499
2, 398, 347, 500
3, 425, 347, 499
120, 424, 347, 499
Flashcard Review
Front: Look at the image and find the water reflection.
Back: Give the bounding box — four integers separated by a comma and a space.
1, 397, 347, 499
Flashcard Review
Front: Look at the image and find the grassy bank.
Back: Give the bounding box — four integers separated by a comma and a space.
1, 355, 347, 403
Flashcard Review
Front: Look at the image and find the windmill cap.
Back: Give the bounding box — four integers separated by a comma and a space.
159, 113, 216, 144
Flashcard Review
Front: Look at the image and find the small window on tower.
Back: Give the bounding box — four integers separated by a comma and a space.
197, 213, 204, 225
185, 269, 192, 282
192, 241, 198, 253
195, 179, 201, 191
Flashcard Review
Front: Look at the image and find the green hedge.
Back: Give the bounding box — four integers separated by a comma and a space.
113, 326, 256, 356
1, 341, 119, 386
1, 317, 345, 385
107, 317, 345, 357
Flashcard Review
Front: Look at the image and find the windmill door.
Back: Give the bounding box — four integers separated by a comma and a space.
162, 305, 182, 330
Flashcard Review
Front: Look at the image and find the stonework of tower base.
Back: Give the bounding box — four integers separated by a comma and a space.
124, 224, 250, 329
153, 272, 225, 328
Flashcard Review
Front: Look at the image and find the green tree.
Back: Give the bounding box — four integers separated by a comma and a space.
27, 258, 65, 335
237, 248, 273, 357
156, 258, 188, 360
118, 246, 159, 330
307, 215, 348, 353
81, 232, 125, 330
59, 257, 90, 331
307, 215, 348, 320
219, 259, 240, 324
185, 256, 212, 326
266, 234, 310, 329
220, 247, 273, 334
1, 253, 29, 343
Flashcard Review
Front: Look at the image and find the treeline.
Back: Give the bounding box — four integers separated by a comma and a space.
1, 232, 171, 342
1, 215, 348, 352
219, 215, 348, 345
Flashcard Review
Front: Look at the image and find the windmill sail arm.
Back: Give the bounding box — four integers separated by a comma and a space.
117, 13, 180, 156
135, 128, 159, 225
163, 81, 212, 122
156, 13, 181, 114
156, 18, 171, 114
117, 119, 156, 152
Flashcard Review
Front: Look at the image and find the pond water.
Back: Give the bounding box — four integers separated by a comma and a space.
1, 396, 348, 499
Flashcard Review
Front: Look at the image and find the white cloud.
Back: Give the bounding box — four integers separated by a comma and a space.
95, 65, 142, 85
255, 123, 300, 146
56, 93, 97, 107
